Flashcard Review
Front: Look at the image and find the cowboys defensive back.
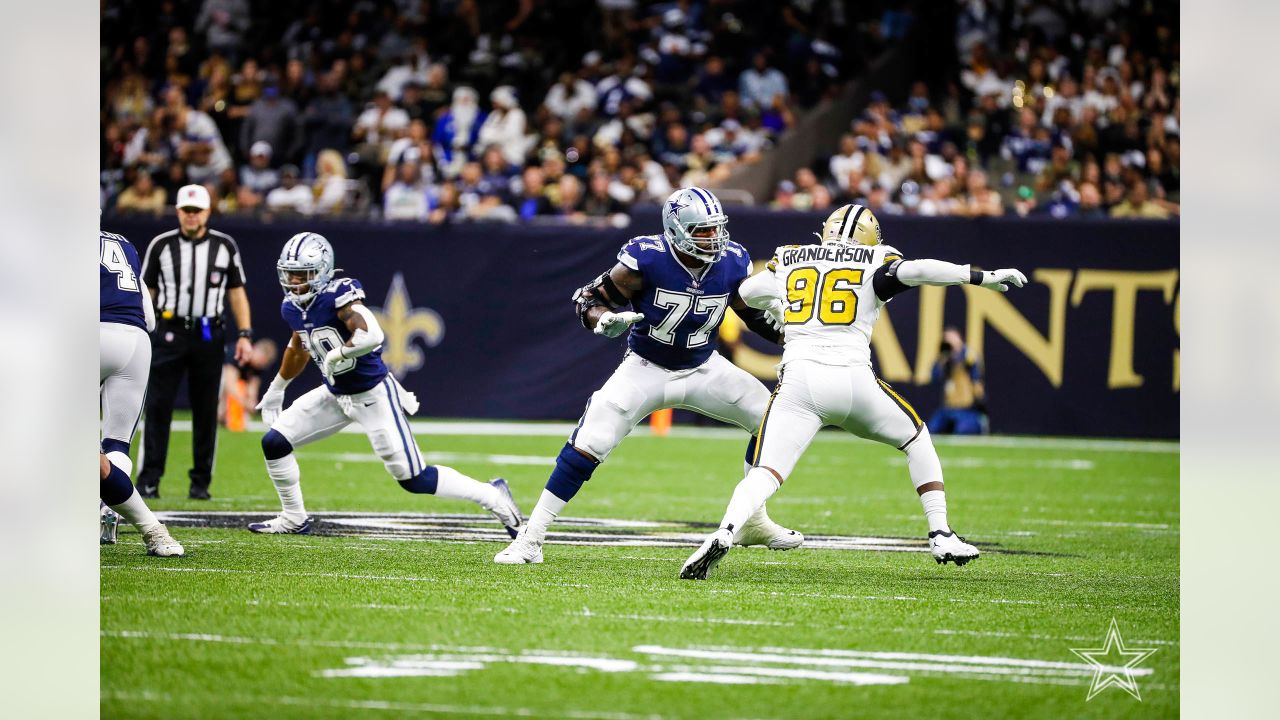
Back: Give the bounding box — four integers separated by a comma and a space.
680, 204, 1028, 579
495, 187, 799, 564
249, 232, 522, 535
99, 229, 183, 556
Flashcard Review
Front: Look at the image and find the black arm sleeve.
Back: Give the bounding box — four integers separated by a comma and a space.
872, 259, 911, 302
572, 271, 627, 329
738, 306, 783, 345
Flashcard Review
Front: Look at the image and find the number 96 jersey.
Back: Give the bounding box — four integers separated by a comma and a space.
768, 241, 903, 368
281, 277, 389, 394
618, 235, 751, 371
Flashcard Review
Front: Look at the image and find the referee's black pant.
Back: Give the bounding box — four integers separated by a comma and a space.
137, 321, 225, 497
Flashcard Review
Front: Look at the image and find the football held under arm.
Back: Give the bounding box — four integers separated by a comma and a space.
337, 302, 384, 358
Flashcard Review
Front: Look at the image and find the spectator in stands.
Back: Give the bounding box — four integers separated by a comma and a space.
830, 134, 869, 194
738, 51, 789, 111
790, 168, 822, 211
428, 182, 461, 225
433, 86, 484, 176
512, 166, 554, 220
302, 72, 355, 177
383, 119, 441, 193
313, 150, 349, 215
418, 64, 453, 120
477, 86, 529, 168
480, 145, 516, 198
693, 55, 735, 106
163, 84, 232, 185
1076, 182, 1106, 218
237, 141, 279, 210
195, 0, 250, 60
580, 172, 626, 218
771, 179, 796, 210
240, 86, 302, 166
265, 164, 313, 215
455, 161, 515, 222
961, 170, 1003, 217
544, 72, 598, 123
928, 327, 987, 435
115, 169, 167, 215
353, 89, 410, 166
383, 162, 430, 221
554, 174, 584, 220
1109, 181, 1173, 219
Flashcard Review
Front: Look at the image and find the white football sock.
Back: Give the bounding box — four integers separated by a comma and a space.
109, 488, 160, 532
919, 490, 950, 534
524, 489, 567, 541
431, 465, 500, 509
266, 454, 307, 523
720, 468, 781, 533
903, 429, 950, 533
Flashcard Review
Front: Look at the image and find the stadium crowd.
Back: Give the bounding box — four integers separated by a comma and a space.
101, 0, 897, 223
774, 0, 1179, 219
101, 1, 1177, 223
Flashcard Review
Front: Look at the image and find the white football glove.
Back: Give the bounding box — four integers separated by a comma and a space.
763, 298, 786, 332
322, 347, 346, 383
979, 268, 1028, 293
256, 381, 287, 426
594, 311, 645, 338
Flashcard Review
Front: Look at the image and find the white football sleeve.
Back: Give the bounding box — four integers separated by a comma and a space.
895, 259, 972, 287
139, 278, 156, 332
341, 304, 385, 358
737, 271, 781, 309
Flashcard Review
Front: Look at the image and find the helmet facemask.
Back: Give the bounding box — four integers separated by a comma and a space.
662, 187, 730, 263
277, 232, 335, 307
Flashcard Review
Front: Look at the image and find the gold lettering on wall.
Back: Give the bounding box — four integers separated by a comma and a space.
1070, 269, 1179, 389
963, 269, 1073, 387
913, 285, 947, 384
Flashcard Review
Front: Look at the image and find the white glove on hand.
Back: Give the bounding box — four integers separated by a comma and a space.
256, 379, 287, 426
763, 299, 786, 332
594, 311, 645, 338
322, 347, 346, 383
980, 268, 1028, 293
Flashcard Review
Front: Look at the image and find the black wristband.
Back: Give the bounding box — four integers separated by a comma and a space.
969, 270, 983, 285
238, 329, 253, 339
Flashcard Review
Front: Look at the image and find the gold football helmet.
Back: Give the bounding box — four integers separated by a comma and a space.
819, 204, 883, 245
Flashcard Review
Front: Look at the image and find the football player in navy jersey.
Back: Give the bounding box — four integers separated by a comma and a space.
248, 232, 522, 536
496, 187, 799, 564
99, 230, 183, 556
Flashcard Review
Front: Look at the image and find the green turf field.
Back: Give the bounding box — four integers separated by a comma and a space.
101, 419, 1178, 719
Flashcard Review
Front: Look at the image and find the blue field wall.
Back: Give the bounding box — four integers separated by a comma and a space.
107, 211, 1179, 438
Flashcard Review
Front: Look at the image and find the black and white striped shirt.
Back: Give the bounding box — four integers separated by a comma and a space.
140, 228, 247, 321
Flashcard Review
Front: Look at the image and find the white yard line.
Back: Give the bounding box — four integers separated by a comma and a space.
168, 419, 1176, 453
102, 690, 680, 720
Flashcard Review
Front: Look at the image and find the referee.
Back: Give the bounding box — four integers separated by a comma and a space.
137, 185, 253, 500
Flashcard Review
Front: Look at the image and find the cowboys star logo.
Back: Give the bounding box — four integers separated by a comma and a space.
666, 197, 689, 218
368, 272, 445, 378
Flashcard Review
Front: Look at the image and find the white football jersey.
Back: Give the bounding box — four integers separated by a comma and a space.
767, 240, 903, 367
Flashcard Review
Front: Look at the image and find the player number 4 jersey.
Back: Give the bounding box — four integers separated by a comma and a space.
768, 241, 903, 367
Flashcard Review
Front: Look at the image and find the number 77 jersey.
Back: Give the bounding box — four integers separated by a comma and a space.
768, 240, 904, 368
618, 234, 751, 371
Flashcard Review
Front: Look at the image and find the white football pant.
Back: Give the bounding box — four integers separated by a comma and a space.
571, 351, 770, 461
271, 376, 425, 480
100, 321, 151, 459
752, 360, 926, 479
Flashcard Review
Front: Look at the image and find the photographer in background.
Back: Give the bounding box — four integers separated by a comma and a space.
927, 327, 988, 435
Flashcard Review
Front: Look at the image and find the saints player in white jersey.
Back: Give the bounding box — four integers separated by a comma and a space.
680, 203, 1027, 579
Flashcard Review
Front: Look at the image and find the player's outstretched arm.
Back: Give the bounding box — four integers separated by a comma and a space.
731, 271, 785, 345
257, 333, 310, 425
873, 259, 1027, 301
574, 263, 644, 338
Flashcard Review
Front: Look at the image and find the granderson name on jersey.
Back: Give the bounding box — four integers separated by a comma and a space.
281, 277, 388, 394
617, 234, 750, 370
100, 231, 147, 330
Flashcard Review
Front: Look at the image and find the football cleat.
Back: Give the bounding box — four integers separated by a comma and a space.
680, 528, 734, 580
488, 478, 523, 539
929, 529, 979, 566
142, 524, 184, 557
100, 506, 119, 545
734, 506, 803, 550
247, 515, 315, 535
494, 527, 543, 564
